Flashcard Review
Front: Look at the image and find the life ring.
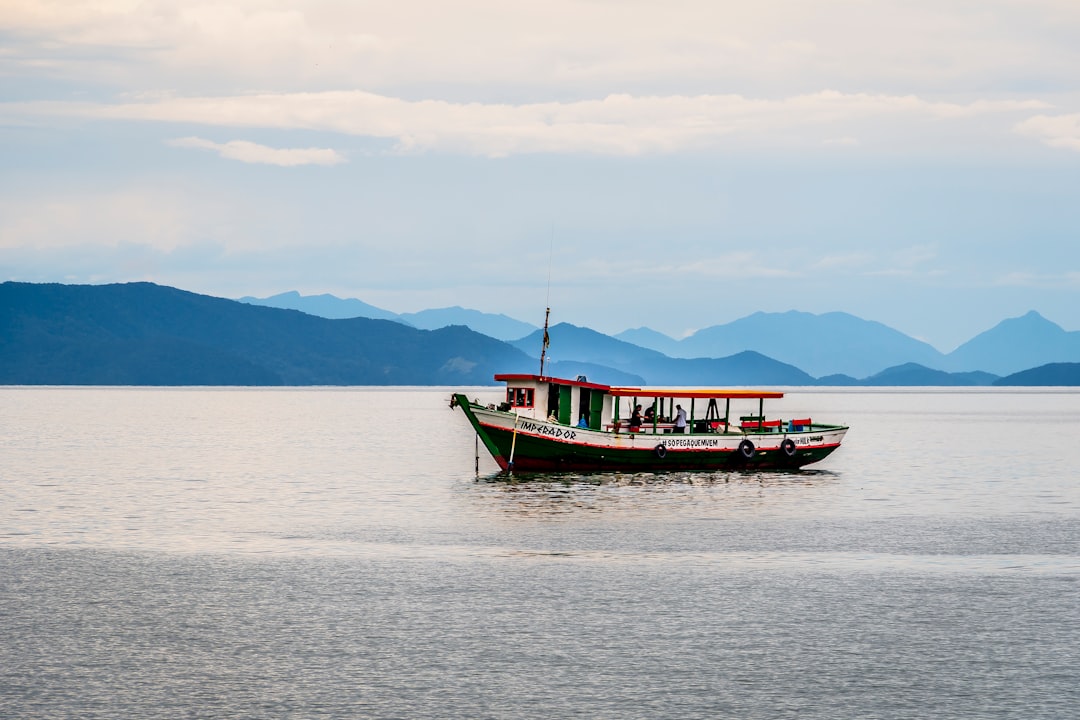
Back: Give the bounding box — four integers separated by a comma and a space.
737, 439, 756, 460
781, 438, 797, 457
654, 444, 667, 459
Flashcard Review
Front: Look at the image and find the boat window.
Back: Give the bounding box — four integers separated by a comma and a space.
506, 387, 534, 408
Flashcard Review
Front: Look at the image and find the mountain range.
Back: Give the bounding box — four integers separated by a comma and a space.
1, 282, 637, 386
620, 310, 1080, 378
620, 311, 942, 378
240, 291, 1080, 378
239, 291, 537, 341
511, 323, 815, 385
3, 281, 1079, 386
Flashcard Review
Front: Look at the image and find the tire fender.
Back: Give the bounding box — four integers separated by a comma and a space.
737, 439, 756, 459
781, 438, 797, 457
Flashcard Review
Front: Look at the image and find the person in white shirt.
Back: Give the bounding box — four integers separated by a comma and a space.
673, 404, 688, 433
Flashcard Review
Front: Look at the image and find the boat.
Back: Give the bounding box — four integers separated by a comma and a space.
451, 373, 848, 472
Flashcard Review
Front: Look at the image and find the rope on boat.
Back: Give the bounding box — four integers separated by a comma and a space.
508, 413, 520, 472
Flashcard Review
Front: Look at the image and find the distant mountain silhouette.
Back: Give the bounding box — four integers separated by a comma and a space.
398, 307, 538, 341
670, 311, 945, 378
815, 374, 860, 386
944, 311, 1080, 375
613, 327, 682, 357
993, 362, 1080, 386
858, 363, 998, 387
0, 282, 558, 385
239, 291, 402, 322
240, 292, 539, 342
512, 323, 815, 385
7, 282, 1078, 387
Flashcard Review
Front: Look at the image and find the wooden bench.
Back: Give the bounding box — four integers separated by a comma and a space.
741, 419, 783, 431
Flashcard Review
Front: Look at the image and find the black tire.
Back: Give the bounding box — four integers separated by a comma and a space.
737, 439, 756, 460
781, 438, 797, 457
654, 444, 667, 459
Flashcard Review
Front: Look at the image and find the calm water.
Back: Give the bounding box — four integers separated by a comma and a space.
1, 387, 1078, 719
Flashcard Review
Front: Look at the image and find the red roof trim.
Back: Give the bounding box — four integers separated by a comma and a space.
493, 374, 613, 391
609, 388, 785, 400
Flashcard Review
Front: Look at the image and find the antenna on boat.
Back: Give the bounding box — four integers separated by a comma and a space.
538, 227, 553, 377
539, 307, 551, 377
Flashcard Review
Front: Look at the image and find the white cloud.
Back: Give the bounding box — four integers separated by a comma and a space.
5, 1, 1080, 101
167, 136, 345, 165
562, 252, 800, 284
1, 1, 1072, 159
812, 253, 872, 270
1015, 114, 1080, 151
0, 185, 281, 255
994, 271, 1080, 288
0, 188, 190, 251
822, 137, 859, 147
893, 244, 939, 268
5, 90, 1050, 158
861, 244, 940, 277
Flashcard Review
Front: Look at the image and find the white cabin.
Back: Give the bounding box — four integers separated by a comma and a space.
494, 374, 616, 430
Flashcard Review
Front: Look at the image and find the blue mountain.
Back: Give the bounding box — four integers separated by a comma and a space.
0, 282, 545, 385
672, 311, 945, 378
512, 323, 815, 385
238, 291, 402, 322
614, 327, 682, 357
241, 292, 539, 342
859, 363, 998, 386
944, 311, 1080, 375
994, 362, 1080, 386
398, 307, 537, 341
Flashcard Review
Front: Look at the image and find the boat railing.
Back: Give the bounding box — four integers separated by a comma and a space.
600, 417, 824, 435
606, 421, 682, 433
739, 418, 816, 433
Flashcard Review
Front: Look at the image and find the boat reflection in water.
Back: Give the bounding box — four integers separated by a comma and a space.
467, 468, 842, 520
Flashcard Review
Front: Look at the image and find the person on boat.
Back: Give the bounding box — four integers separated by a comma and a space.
673, 404, 688, 433
643, 405, 656, 424
629, 405, 643, 430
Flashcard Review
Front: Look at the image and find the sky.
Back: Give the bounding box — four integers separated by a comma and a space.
2, 0, 1079, 351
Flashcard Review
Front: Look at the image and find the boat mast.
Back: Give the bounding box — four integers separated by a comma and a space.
538, 306, 551, 377
539, 229, 554, 378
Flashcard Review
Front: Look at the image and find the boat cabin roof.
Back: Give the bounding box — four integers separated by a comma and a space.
610, 387, 785, 400
493, 373, 612, 391
493, 374, 784, 400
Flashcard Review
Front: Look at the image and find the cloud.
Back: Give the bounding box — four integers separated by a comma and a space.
811, 253, 872, 270
0, 188, 190, 251
562, 252, 800, 284
892, 244, 938, 268
5, 90, 1050, 158
0, 185, 282, 256
994, 271, 1080, 288
5, 1, 1080, 102
166, 136, 345, 165
1015, 114, 1080, 151
861, 244, 940, 277
1, 2, 1069, 159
